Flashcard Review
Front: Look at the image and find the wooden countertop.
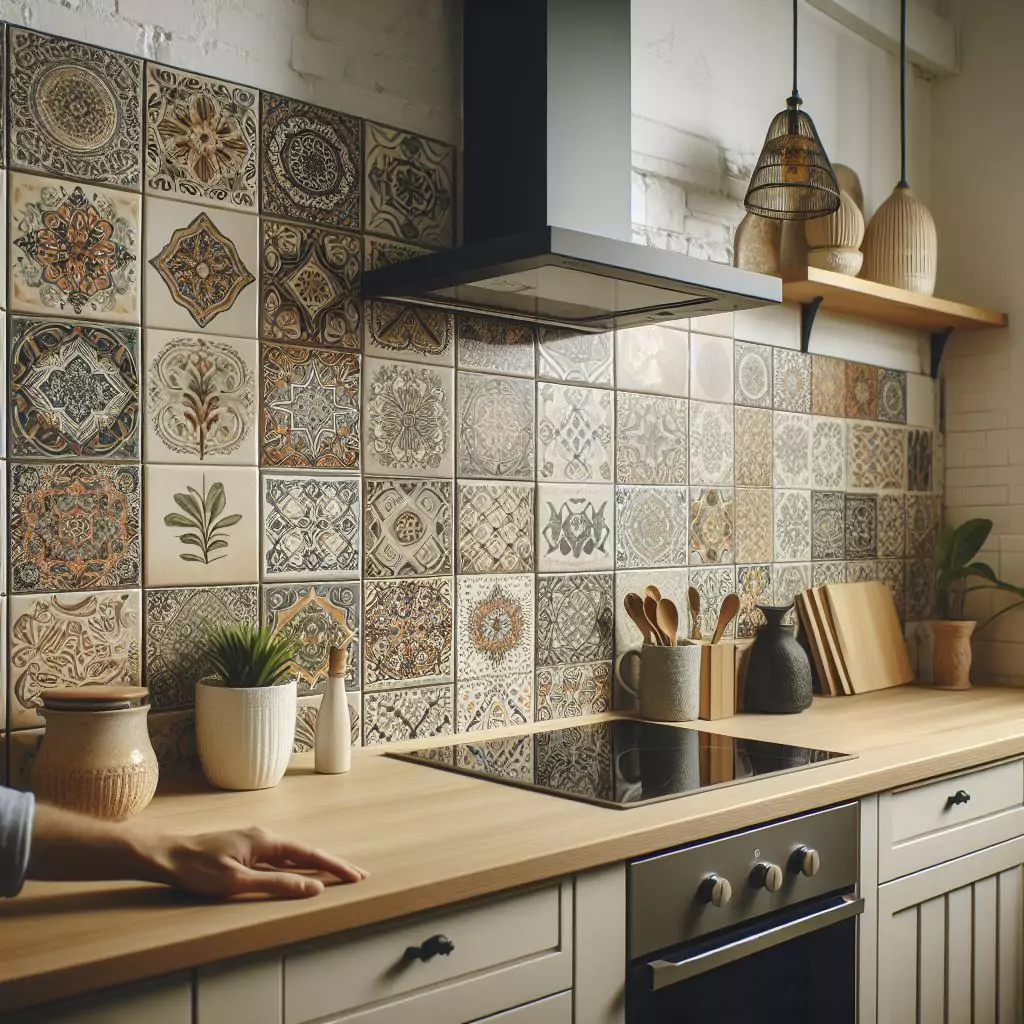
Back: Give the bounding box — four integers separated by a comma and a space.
5, 685, 1024, 1011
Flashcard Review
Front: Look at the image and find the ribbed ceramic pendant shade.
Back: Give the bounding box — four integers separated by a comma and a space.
861, 184, 937, 293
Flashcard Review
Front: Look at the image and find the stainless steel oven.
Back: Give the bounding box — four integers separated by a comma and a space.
627, 803, 862, 1023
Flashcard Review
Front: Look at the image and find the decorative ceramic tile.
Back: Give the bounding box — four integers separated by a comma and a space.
144, 585, 258, 708
878, 559, 906, 619
362, 684, 454, 746
613, 569, 688, 652
456, 574, 534, 681
536, 662, 612, 721
363, 357, 454, 477
773, 411, 811, 488
363, 234, 430, 271
457, 482, 534, 575
877, 494, 906, 559
811, 491, 845, 562
262, 345, 360, 469
736, 564, 772, 639
810, 417, 846, 491
689, 487, 734, 565
538, 328, 614, 386
11, 173, 140, 322
878, 368, 908, 424
906, 559, 936, 621
364, 478, 452, 578
615, 391, 688, 485
773, 563, 811, 613
9, 462, 141, 594
615, 486, 689, 569
9, 316, 140, 460
144, 198, 257, 336
845, 493, 877, 560
8, 729, 44, 791
457, 674, 532, 733
813, 562, 846, 587
261, 220, 361, 350
536, 573, 614, 668
145, 466, 258, 587
774, 490, 812, 563
689, 566, 737, 639
262, 474, 360, 581
537, 484, 614, 571
734, 341, 772, 408
908, 429, 934, 492
734, 406, 773, 487
144, 328, 257, 465
907, 493, 940, 559
615, 323, 688, 396
847, 560, 877, 584
293, 693, 360, 752
263, 582, 359, 695
688, 332, 733, 403
365, 301, 454, 364
848, 423, 906, 491
456, 315, 536, 377
145, 64, 257, 209
772, 349, 812, 413
149, 709, 200, 774
846, 362, 879, 420
688, 400, 734, 486
262, 93, 361, 230
537, 382, 614, 482
8, 590, 141, 729
934, 433, 946, 497
9, 28, 143, 188
363, 577, 453, 688
811, 354, 846, 417
458, 372, 534, 479
734, 488, 773, 565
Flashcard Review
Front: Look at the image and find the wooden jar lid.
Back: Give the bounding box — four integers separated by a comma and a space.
42, 686, 149, 710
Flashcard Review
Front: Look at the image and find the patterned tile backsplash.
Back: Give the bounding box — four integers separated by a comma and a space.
0, 21, 945, 783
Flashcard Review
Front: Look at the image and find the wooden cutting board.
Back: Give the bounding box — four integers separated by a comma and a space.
796, 593, 836, 696
807, 586, 852, 695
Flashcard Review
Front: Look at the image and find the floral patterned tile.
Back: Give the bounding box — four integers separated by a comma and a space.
734, 487, 773, 565
538, 328, 614, 386
458, 372, 534, 479
149, 709, 200, 774
614, 324, 688, 397
811, 355, 846, 418
689, 400, 734, 486
907, 493, 941, 559
536, 573, 614, 668
689, 566, 737, 639
537, 382, 614, 482
848, 423, 906, 491
536, 662, 611, 721
689, 487, 734, 565
878, 368, 908, 424
813, 561, 846, 587
734, 406, 773, 488
736, 563, 772, 639
773, 411, 811, 488
457, 674, 533, 733
616, 486, 690, 569
877, 494, 906, 559
364, 478, 452, 578
846, 361, 879, 421
773, 562, 811, 615
774, 489, 812, 563
457, 482, 534, 575
689, 332, 733, 404
878, 560, 906, 619
536, 484, 614, 571
845, 493, 877, 560
811, 491, 845, 562
908, 429, 934, 492
456, 315, 535, 377
292, 693, 361, 752
773, 349, 811, 413
906, 559, 936, 621
615, 391, 688, 485
810, 417, 846, 491
363, 683, 454, 746
365, 301, 454, 365
734, 341, 772, 409
613, 569, 688, 652
456, 574, 534, 681
847, 560, 878, 584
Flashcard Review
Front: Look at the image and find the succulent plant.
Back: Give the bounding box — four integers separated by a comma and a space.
205, 624, 300, 689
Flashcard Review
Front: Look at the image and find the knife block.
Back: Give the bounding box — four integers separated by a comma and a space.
697, 640, 739, 720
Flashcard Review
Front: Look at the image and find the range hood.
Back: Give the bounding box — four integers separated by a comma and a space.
361, 0, 781, 333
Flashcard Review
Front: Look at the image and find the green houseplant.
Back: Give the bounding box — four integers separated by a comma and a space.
195, 625, 300, 791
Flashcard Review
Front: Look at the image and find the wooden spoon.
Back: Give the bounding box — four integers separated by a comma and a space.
644, 595, 668, 645
624, 593, 657, 645
645, 584, 662, 603
688, 587, 702, 640
656, 598, 679, 647
711, 594, 741, 644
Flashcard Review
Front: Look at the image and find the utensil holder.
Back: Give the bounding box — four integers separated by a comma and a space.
617, 642, 702, 723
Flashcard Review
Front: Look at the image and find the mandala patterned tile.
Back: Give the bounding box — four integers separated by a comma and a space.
848, 423, 906, 491
688, 401, 734, 486
8, 590, 141, 729
734, 407, 773, 488
365, 301, 454, 364
262, 345, 360, 469
363, 478, 452, 578
537, 382, 614, 482
9, 28, 143, 188
144, 198, 257, 336
773, 411, 811, 488
847, 560, 877, 584
456, 574, 534, 681
810, 417, 846, 491
811, 491, 845, 562
362, 684, 454, 746
813, 562, 846, 587
456, 315, 536, 377
535, 725, 614, 802
772, 349, 812, 413
734, 488, 773, 565
615, 486, 689, 569
145, 64, 257, 209
615, 324, 688, 397
9, 316, 140, 460
878, 560, 906, 619
261, 220, 361, 350
145, 585, 258, 708
363, 357, 453, 477
536, 662, 612, 721
878, 368, 908, 424
11, 173, 140, 322
734, 341, 772, 408
262, 94, 361, 230
538, 328, 614, 385
149, 710, 200, 774
689, 566, 737, 639
261, 474, 360, 581
263, 582, 359, 696
615, 391, 688, 485
811, 355, 846, 417
363, 577, 453, 688
689, 487, 734, 565
536, 484, 614, 571
145, 465, 258, 588
614, 569, 688, 652
363, 234, 431, 271
9, 462, 141, 594
456, 482, 534, 575
458, 372, 534, 479
364, 121, 454, 249
877, 493, 906, 559
536, 573, 614, 668
906, 559, 936, 621
774, 490, 812, 563
144, 328, 257, 465
908, 429, 934, 492
773, 563, 811, 616
736, 564, 772, 639
688, 333, 734, 404
846, 361, 879, 421
845, 493, 877, 560
456, 674, 532, 733
907, 493, 940, 559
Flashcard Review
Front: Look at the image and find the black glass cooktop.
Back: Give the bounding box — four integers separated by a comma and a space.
388, 720, 853, 809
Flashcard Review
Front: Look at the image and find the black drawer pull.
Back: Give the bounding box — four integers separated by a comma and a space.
947, 789, 972, 808
405, 934, 455, 962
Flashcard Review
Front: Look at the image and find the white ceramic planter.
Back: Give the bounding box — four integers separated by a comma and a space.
195, 680, 297, 791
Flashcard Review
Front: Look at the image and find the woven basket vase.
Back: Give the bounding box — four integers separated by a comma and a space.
805, 187, 864, 276
861, 184, 937, 294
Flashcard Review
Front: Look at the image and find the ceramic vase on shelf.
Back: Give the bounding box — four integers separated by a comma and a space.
733, 212, 782, 276
929, 620, 975, 690
779, 220, 811, 279
742, 605, 813, 714
832, 163, 864, 214
315, 645, 352, 774
804, 187, 864, 276
861, 184, 937, 294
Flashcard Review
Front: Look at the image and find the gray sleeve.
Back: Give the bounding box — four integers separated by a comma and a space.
0, 786, 35, 897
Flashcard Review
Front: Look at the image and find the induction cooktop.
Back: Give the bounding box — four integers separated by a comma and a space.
388, 719, 853, 809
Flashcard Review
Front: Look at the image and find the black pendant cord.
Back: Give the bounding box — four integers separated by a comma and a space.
791, 0, 801, 102
899, 0, 908, 187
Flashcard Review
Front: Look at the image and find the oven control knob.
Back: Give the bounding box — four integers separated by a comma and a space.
752, 862, 783, 893
794, 846, 821, 877
699, 873, 733, 907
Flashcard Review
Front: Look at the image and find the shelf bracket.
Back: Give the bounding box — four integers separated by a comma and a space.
800, 297, 824, 354
930, 327, 953, 379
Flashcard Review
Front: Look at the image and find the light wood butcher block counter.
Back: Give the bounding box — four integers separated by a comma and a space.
5, 684, 1024, 1011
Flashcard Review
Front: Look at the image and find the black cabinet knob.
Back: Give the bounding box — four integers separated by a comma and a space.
405, 934, 455, 962
947, 789, 971, 807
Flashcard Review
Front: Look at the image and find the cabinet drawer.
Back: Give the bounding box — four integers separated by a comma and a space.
8, 975, 192, 1024
473, 991, 572, 1023
284, 881, 572, 1024
879, 759, 1024, 881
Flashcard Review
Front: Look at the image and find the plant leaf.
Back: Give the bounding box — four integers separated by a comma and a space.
163, 512, 197, 529
207, 481, 227, 520
950, 519, 992, 568
211, 513, 243, 531
179, 553, 207, 563
176, 532, 206, 548
206, 538, 229, 550
173, 490, 204, 521
966, 561, 999, 583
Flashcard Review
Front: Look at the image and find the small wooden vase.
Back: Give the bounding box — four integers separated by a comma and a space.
861, 184, 937, 294
805, 188, 864, 277
734, 213, 781, 276
930, 620, 975, 690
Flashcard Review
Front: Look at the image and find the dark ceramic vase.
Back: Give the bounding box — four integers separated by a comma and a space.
743, 604, 813, 714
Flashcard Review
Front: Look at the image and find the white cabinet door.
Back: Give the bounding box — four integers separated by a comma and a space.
9, 975, 192, 1024
471, 991, 572, 1023
877, 835, 1024, 1024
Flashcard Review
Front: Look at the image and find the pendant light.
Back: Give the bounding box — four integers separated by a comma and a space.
861, 0, 937, 293
744, 0, 840, 221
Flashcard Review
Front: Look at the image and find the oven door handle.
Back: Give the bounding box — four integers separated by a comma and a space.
643, 894, 864, 990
